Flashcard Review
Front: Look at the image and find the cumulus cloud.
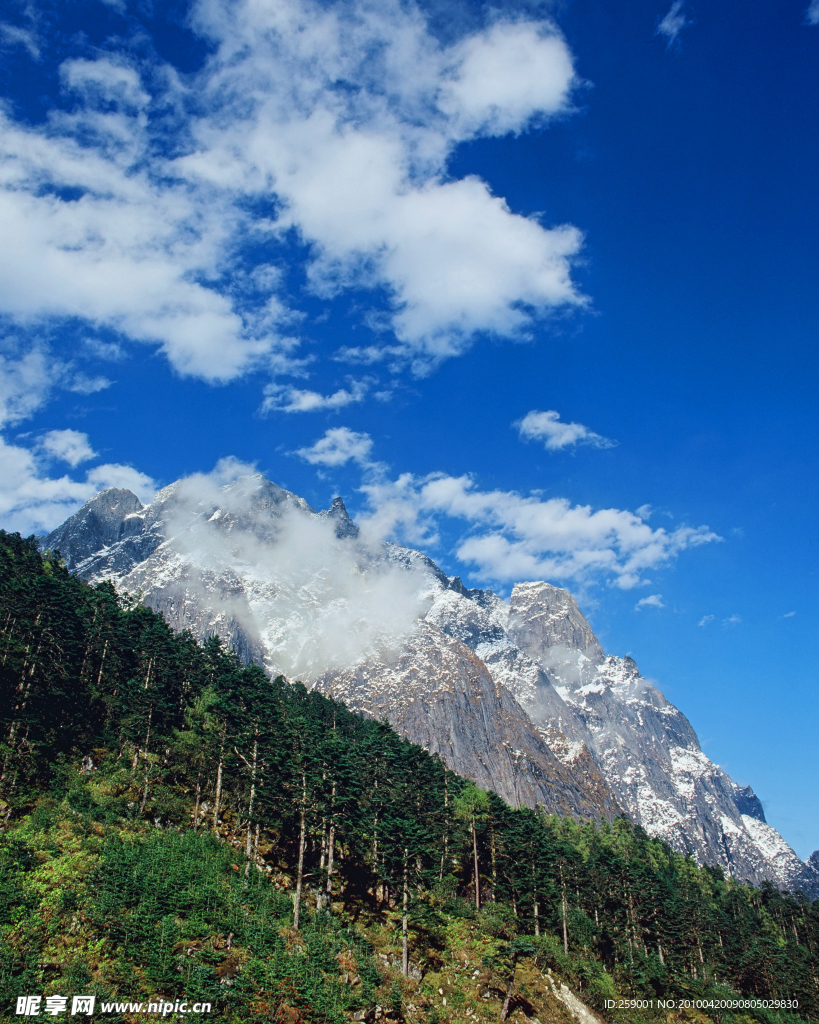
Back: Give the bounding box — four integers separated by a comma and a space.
438, 21, 576, 137
261, 380, 368, 414
296, 427, 375, 467
516, 409, 615, 451
0, 106, 293, 382
156, 466, 431, 678
807, 0, 819, 25
0, 0, 585, 387
0, 350, 155, 532
358, 471, 720, 589
0, 434, 156, 535
39, 429, 97, 467
635, 593, 664, 610
656, 1, 691, 45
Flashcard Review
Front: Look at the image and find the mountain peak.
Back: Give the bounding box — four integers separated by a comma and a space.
318, 495, 359, 539
38, 476, 818, 900
42, 488, 144, 570
508, 580, 605, 663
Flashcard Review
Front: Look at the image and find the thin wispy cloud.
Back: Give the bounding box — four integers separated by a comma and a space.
261, 381, 368, 414
0, 22, 40, 59
806, 0, 819, 26
723, 614, 742, 627
656, 1, 692, 46
698, 614, 715, 627
636, 594, 665, 610
516, 409, 615, 451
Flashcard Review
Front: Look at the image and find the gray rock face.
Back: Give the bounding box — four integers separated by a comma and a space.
735, 785, 766, 823
508, 581, 605, 663
488, 583, 817, 897
317, 496, 360, 540
806, 851, 819, 887
315, 620, 619, 821
41, 474, 818, 899
44, 488, 145, 570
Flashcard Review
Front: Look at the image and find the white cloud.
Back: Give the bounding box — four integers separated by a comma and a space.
69, 373, 113, 395
723, 614, 742, 627
61, 58, 151, 112
698, 614, 715, 627
0, 434, 156, 536
160, 466, 429, 678
635, 593, 664, 610
0, 106, 295, 383
39, 429, 97, 467
807, 0, 819, 25
296, 427, 374, 467
439, 21, 576, 137
0, 344, 113, 426
0, 22, 39, 59
656, 1, 691, 45
0, 348, 57, 428
0, 343, 156, 532
358, 471, 720, 589
86, 463, 157, 498
0, 0, 585, 386
783, 610, 796, 618
261, 380, 368, 414
516, 409, 615, 451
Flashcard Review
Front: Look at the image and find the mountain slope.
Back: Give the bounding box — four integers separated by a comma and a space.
42, 476, 818, 897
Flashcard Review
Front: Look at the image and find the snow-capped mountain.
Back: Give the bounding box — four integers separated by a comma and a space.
43, 475, 819, 898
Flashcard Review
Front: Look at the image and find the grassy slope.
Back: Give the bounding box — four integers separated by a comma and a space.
1, 785, 812, 1024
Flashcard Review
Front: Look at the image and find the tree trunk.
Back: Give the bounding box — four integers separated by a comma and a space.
533, 857, 540, 938
562, 887, 568, 954
500, 966, 516, 1022
138, 660, 154, 813
212, 722, 227, 832
2, 640, 37, 771
294, 770, 307, 930
440, 774, 449, 881
0, 617, 15, 667
325, 801, 335, 909
193, 771, 202, 828
139, 704, 153, 813
244, 735, 258, 878
96, 640, 108, 688
490, 823, 497, 901
402, 848, 409, 977
472, 814, 480, 911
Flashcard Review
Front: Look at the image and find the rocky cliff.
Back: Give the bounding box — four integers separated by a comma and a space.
43, 475, 819, 898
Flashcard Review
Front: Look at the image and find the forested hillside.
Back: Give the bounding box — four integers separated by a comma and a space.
1, 531, 817, 1024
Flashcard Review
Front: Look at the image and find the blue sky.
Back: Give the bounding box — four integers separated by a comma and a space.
0, 0, 816, 858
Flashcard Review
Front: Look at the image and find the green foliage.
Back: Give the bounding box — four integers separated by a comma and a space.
0, 530, 818, 1024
